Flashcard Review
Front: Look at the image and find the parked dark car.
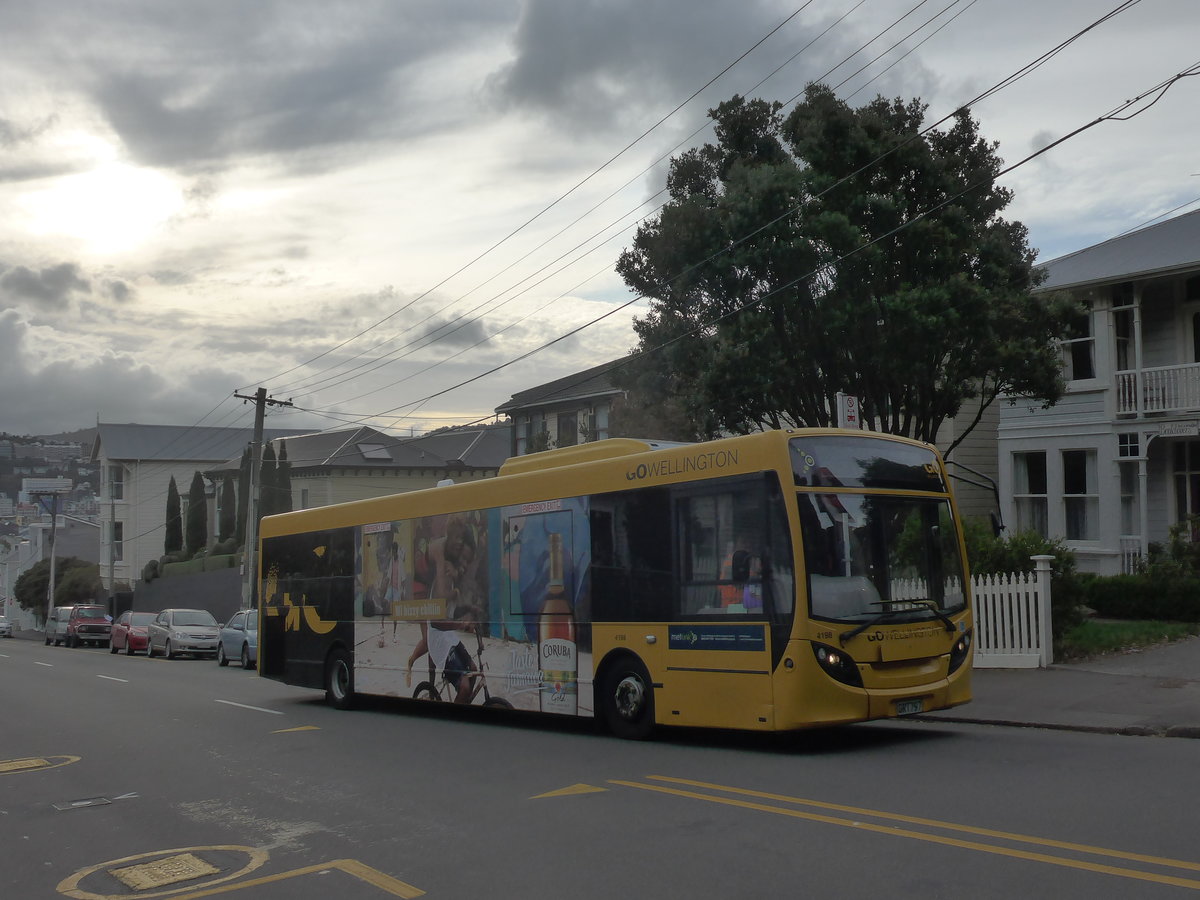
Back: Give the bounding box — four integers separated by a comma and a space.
110, 610, 155, 655
45, 606, 75, 646
217, 609, 258, 670
147, 608, 220, 659
66, 605, 111, 648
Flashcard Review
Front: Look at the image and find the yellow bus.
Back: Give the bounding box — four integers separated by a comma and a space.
257, 428, 972, 738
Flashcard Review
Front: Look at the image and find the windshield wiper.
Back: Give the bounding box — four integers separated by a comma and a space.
838, 599, 955, 646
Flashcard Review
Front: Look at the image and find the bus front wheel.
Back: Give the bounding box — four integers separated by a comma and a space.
325, 648, 355, 710
599, 657, 655, 740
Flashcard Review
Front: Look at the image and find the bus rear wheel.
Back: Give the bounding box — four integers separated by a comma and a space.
325, 648, 355, 710
599, 657, 655, 740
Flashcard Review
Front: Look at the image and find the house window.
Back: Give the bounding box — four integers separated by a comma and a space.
1118, 433, 1140, 458
107, 464, 124, 501
1062, 299, 1095, 381
300, 488, 310, 510
1120, 462, 1140, 535
111, 521, 123, 562
1114, 308, 1133, 372
1063, 449, 1098, 541
594, 404, 610, 442
1172, 441, 1200, 523
1013, 452, 1048, 537
557, 412, 578, 448
515, 416, 529, 456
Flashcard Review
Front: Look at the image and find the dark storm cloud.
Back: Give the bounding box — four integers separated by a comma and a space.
486, 0, 839, 129
0, 262, 91, 308
0, 309, 243, 434
2, 1, 516, 172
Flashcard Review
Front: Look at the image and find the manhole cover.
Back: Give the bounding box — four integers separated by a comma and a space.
110, 853, 220, 890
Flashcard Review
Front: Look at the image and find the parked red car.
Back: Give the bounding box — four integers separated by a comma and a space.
66, 605, 111, 648
110, 610, 155, 655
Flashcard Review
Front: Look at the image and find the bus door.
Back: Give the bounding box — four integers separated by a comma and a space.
660, 482, 779, 730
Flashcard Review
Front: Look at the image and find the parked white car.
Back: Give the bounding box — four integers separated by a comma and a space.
0, 615, 12, 638
146, 608, 220, 659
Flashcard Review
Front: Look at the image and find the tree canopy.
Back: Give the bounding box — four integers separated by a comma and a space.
15, 557, 101, 621
614, 86, 1078, 450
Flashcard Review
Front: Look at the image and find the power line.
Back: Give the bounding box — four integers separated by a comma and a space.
311, 5, 1177, 427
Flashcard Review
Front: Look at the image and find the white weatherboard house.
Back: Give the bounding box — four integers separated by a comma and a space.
998, 208, 1200, 574
91, 423, 304, 593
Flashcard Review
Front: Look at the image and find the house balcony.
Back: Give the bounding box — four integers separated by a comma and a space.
1116, 364, 1200, 415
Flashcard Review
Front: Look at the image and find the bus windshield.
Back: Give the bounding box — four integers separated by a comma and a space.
799, 491, 966, 622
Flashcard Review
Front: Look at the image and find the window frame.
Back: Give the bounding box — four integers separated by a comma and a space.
1062, 448, 1099, 542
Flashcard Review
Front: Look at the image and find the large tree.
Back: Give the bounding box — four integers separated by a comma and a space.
185, 471, 207, 556
614, 87, 1078, 451
15, 557, 99, 622
164, 476, 183, 554
218, 474, 236, 543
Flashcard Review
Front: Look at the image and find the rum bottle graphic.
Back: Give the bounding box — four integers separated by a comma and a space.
538, 532, 577, 714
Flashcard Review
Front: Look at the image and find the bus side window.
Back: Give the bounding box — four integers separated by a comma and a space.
588, 488, 671, 622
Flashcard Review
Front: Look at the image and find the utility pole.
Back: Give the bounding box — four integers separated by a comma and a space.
235, 388, 293, 609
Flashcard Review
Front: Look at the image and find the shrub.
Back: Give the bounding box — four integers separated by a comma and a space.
142, 559, 160, 583
962, 519, 1084, 639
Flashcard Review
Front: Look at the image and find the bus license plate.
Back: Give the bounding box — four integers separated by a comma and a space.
895, 698, 923, 716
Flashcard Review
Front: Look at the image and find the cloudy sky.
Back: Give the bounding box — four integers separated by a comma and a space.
1, 0, 1196, 437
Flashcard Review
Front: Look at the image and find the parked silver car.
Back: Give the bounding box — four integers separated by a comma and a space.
0, 615, 12, 638
217, 609, 258, 670
146, 608, 220, 659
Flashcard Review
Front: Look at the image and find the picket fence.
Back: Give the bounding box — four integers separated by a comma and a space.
970, 555, 1054, 668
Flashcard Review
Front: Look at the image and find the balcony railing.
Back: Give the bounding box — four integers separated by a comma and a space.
1116, 363, 1200, 414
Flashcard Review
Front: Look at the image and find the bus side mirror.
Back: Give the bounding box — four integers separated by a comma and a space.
989, 512, 1004, 538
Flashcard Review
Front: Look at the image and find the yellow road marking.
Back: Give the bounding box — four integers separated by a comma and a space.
58, 847, 422, 899
612, 777, 1200, 891
272, 725, 320, 733
144, 859, 424, 899
532, 783, 608, 799
0, 755, 80, 775
648, 775, 1200, 872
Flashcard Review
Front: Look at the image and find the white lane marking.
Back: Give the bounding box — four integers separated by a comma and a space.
214, 699, 284, 716
35, 661, 53, 667
96, 674, 128, 683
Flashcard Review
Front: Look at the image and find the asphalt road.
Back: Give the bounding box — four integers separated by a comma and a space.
4, 638, 1200, 899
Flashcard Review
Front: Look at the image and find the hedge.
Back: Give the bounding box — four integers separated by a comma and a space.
161, 553, 240, 579
1083, 574, 1200, 621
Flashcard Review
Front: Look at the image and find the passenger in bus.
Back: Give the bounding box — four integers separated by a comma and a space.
720, 541, 761, 611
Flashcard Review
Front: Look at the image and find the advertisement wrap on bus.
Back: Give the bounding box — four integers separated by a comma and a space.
258, 429, 974, 739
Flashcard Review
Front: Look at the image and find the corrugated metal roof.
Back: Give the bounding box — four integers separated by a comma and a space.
1038, 207, 1200, 291
92, 423, 306, 463
270, 422, 512, 470
494, 357, 625, 414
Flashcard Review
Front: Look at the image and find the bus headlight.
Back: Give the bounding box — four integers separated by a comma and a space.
812, 642, 863, 688
948, 629, 972, 674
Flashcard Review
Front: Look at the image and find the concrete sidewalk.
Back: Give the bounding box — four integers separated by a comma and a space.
920, 635, 1200, 738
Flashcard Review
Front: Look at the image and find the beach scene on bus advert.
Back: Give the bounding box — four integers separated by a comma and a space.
353, 497, 594, 714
